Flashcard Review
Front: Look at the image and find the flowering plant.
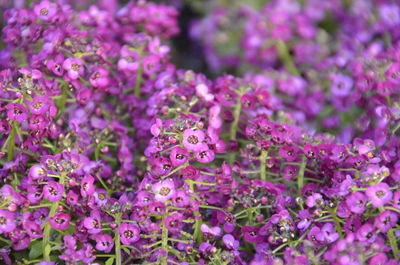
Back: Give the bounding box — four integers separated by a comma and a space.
0, 0, 399, 265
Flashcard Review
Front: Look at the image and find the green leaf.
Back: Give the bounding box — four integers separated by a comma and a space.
44, 244, 52, 258
29, 240, 43, 260
105, 257, 115, 265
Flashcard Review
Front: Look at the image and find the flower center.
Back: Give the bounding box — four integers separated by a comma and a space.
187, 135, 199, 144
159, 187, 171, 196
40, 8, 49, 16
0, 217, 6, 225
55, 218, 65, 224
176, 154, 184, 160
375, 190, 385, 198
71, 64, 81, 72
124, 230, 133, 238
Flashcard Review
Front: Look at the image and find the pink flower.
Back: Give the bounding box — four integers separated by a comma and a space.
182, 129, 206, 152
366, 183, 393, 208
63, 58, 84, 80
152, 179, 176, 202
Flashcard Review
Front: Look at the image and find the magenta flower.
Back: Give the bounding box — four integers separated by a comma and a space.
201, 224, 221, 238
83, 210, 102, 234
222, 234, 239, 250
330, 73, 353, 96
89, 67, 110, 89
195, 146, 215, 164
182, 129, 207, 152
365, 183, 393, 208
374, 210, 398, 233
49, 213, 71, 231
278, 145, 298, 162
148, 202, 166, 215
93, 234, 114, 253
28, 97, 50, 115
43, 181, 64, 202
81, 175, 95, 197
0, 210, 15, 233
356, 224, 376, 245
63, 58, 84, 80
28, 164, 47, 180
33, 1, 57, 21
346, 192, 367, 214
170, 146, 189, 167
241, 226, 263, 243
7, 103, 27, 123
119, 223, 140, 245
172, 190, 190, 207
152, 179, 175, 202
164, 213, 183, 233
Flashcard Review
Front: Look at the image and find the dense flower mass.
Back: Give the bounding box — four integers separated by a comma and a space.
0, 0, 399, 264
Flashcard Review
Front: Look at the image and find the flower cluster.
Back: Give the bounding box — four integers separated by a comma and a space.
0, 0, 399, 265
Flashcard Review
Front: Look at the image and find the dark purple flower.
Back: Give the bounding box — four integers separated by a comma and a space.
83, 210, 102, 234
241, 226, 263, 243
182, 129, 206, 152
170, 146, 189, 167
7, 103, 27, 123
346, 192, 367, 214
0, 210, 15, 233
152, 179, 175, 202
164, 213, 183, 233
43, 181, 64, 202
63, 58, 84, 80
365, 183, 392, 208
195, 146, 215, 164
93, 234, 114, 253
374, 210, 398, 233
34, 1, 57, 21
119, 223, 140, 245
49, 213, 71, 231
81, 175, 95, 197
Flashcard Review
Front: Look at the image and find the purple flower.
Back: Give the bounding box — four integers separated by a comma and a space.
33, 1, 57, 21
195, 146, 215, 164
89, 67, 109, 89
7, 103, 27, 123
43, 181, 64, 202
171, 190, 190, 207
81, 175, 95, 197
148, 202, 166, 215
222, 234, 239, 250
330, 74, 353, 97
307, 226, 324, 246
241, 226, 263, 243
356, 224, 376, 245
93, 234, 114, 253
170, 146, 189, 167
119, 223, 140, 245
28, 97, 50, 115
28, 164, 47, 180
0, 210, 15, 233
321, 223, 339, 244
63, 58, 84, 80
49, 213, 71, 231
306, 193, 323, 208
164, 213, 183, 233
201, 224, 221, 238
152, 179, 175, 202
83, 210, 102, 234
346, 192, 367, 214
374, 210, 398, 233
278, 145, 298, 162
182, 129, 207, 152
365, 183, 393, 208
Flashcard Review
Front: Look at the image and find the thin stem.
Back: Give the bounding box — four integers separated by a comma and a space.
161, 213, 169, 265
297, 156, 307, 196
228, 90, 243, 164
260, 150, 268, 182
275, 40, 300, 76
388, 228, 399, 261
162, 163, 187, 179
115, 213, 122, 265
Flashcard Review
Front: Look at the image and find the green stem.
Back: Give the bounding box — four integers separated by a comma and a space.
115, 213, 122, 265
388, 229, 399, 260
228, 92, 243, 165
275, 40, 300, 76
260, 150, 268, 182
162, 163, 188, 179
134, 64, 143, 98
297, 156, 307, 195
7, 122, 17, 161
42, 172, 66, 261
161, 213, 169, 265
